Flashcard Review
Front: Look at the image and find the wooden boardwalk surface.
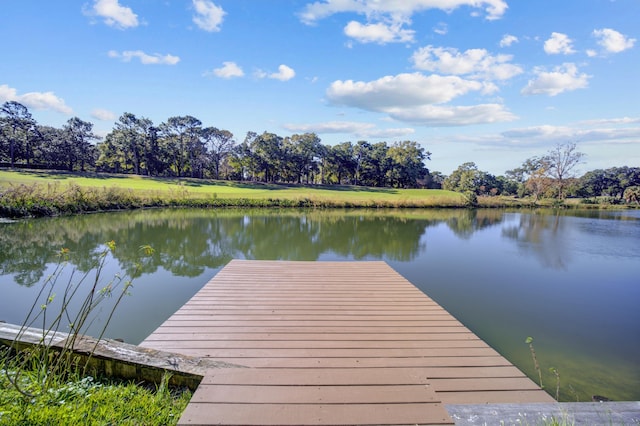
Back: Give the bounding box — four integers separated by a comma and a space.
141, 260, 553, 425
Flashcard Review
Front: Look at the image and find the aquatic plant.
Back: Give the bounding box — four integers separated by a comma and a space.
525, 336, 544, 390
3, 241, 150, 396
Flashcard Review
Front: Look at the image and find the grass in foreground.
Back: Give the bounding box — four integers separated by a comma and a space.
0, 359, 191, 426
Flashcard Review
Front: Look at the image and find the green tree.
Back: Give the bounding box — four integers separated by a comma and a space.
495, 175, 518, 195
97, 117, 162, 176
248, 131, 284, 182
352, 141, 372, 186
577, 169, 611, 198
63, 117, 99, 171
362, 142, 391, 187
325, 142, 356, 185
159, 116, 203, 177
608, 167, 640, 199
96, 132, 125, 173
386, 141, 430, 188
111, 113, 145, 175
442, 162, 501, 195
227, 134, 255, 181
143, 125, 165, 176
286, 133, 322, 184
443, 162, 481, 193
0, 101, 38, 167
202, 127, 235, 180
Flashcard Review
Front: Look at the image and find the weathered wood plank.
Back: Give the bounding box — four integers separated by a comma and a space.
186, 301, 435, 306
198, 367, 438, 386
143, 332, 481, 341
152, 325, 470, 333
167, 314, 456, 321
443, 390, 556, 404
154, 319, 465, 328
138, 339, 489, 349
429, 377, 542, 392
137, 346, 502, 358
189, 384, 440, 404
205, 356, 514, 369
178, 402, 454, 426
191, 366, 528, 384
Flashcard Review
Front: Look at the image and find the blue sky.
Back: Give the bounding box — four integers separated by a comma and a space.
1, 0, 638, 175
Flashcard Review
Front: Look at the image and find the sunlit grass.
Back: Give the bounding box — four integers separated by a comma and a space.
0, 169, 466, 217
0, 169, 460, 200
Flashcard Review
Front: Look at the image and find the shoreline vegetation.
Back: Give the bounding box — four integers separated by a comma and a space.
0, 238, 190, 425
0, 169, 634, 219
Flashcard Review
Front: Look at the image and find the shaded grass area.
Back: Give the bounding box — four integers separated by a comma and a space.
0, 169, 467, 217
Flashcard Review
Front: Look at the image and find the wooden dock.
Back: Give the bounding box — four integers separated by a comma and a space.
141, 260, 553, 425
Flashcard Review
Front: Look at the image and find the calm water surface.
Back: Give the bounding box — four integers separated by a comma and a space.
1, 208, 638, 401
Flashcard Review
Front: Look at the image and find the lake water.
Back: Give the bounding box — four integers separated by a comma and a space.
0, 208, 638, 401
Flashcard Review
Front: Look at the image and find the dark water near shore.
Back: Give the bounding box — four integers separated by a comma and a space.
1, 208, 638, 401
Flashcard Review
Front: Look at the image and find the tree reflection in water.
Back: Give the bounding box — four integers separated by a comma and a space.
0, 208, 506, 287
502, 212, 571, 270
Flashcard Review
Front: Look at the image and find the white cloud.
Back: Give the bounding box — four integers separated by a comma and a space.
544, 32, 575, 55
300, 1, 506, 45
501, 123, 640, 146
269, 65, 296, 81
412, 45, 523, 80
326, 73, 516, 126
327, 73, 483, 108
385, 103, 517, 126
499, 34, 518, 47
86, 0, 139, 29
0, 84, 72, 114
521, 63, 590, 96
593, 28, 636, 53
502, 125, 572, 139
299, 0, 508, 24
205, 61, 244, 78
91, 108, 116, 121
578, 117, 640, 126
344, 21, 414, 44
108, 50, 180, 65
192, 0, 226, 32
283, 121, 415, 138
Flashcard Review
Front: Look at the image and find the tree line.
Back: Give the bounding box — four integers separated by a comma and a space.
1, 100, 639, 201
441, 145, 640, 203
0, 101, 430, 189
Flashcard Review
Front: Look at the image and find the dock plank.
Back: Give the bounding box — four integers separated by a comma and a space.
179, 403, 453, 426
141, 260, 553, 425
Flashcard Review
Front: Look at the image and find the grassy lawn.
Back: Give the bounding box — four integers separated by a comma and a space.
0, 169, 465, 207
